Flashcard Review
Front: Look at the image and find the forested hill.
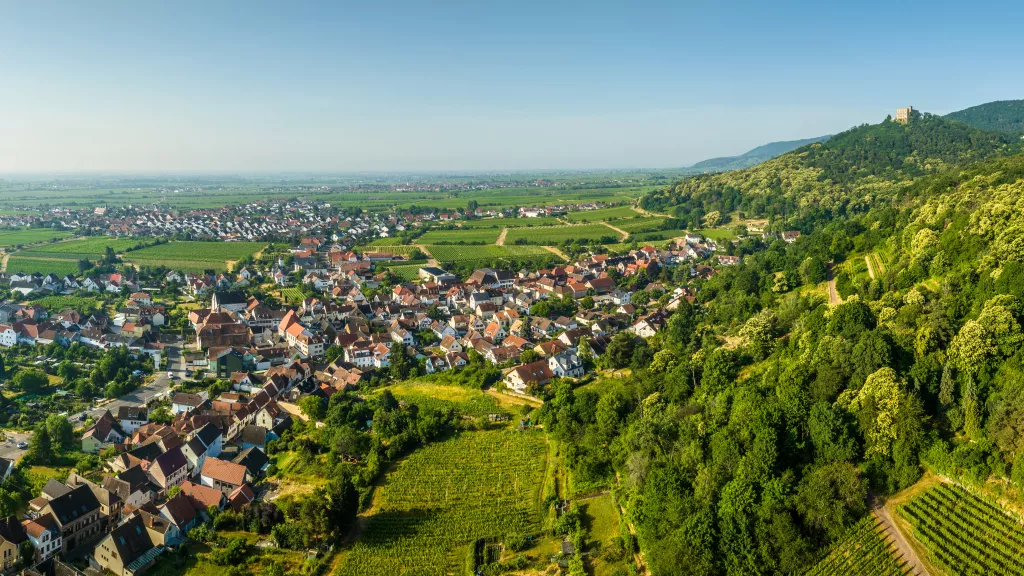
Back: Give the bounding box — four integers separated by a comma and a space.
689, 135, 831, 173
946, 99, 1024, 135
640, 111, 1021, 229
545, 112, 1024, 575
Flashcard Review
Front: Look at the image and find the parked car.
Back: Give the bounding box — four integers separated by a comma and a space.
16, 441, 28, 449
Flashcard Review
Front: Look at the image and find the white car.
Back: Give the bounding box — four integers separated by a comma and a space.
16, 441, 28, 449
167, 372, 175, 379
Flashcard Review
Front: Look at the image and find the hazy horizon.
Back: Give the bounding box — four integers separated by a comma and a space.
2, 0, 1021, 173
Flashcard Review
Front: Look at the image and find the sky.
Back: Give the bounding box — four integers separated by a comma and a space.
1, 0, 1022, 173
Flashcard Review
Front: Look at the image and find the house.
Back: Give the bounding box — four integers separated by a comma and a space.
148, 447, 189, 494
228, 484, 255, 512
158, 492, 198, 542
171, 392, 207, 415
38, 484, 103, 554
105, 466, 156, 510
21, 514, 61, 563
548, 351, 584, 378
504, 360, 554, 393
200, 458, 248, 494
0, 516, 27, 571
92, 514, 164, 576
117, 406, 149, 434
212, 291, 248, 313
194, 423, 223, 459
239, 426, 267, 450
178, 481, 226, 513
180, 438, 208, 477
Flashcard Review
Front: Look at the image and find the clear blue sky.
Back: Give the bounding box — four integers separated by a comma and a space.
1, 0, 1021, 173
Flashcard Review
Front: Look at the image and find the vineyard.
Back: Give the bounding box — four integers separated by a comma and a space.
423, 244, 557, 264
18, 237, 146, 257
805, 516, 908, 576
5, 256, 80, 275
355, 245, 423, 256
615, 216, 668, 233
503, 223, 619, 245
563, 205, 638, 222
337, 430, 548, 576
279, 288, 305, 305
459, 217, 559, 228
374, 383, 508, 418
366, 238, 405, 246
383, 264, 424, 282
417, 228, 502, 245
899, 482, 1024, 575
0, 228, 73, 247
123, 241, 265, 272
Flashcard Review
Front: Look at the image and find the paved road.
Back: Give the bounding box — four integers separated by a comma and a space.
69, 338, 185, 424
0, 431, 32, 463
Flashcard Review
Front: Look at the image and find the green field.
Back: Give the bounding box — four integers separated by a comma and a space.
694, 227, 739, 241
5, 256, 80, 275
0, 229, 73, 247
424, 244, 556, 264
280, 287, 305, 304
503, 224, 619, 245
805, 516, 907, 576
374, 383, 507, 418
615, 216, 668, 233
337, 430, 548, 576
366, 238, 405, 246
459, 217, 559, 228
123, 241, 265, 271
417, 228, 502, 245
563, 205, 639, 222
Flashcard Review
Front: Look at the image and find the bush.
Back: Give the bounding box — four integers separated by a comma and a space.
505, 534, 529, 552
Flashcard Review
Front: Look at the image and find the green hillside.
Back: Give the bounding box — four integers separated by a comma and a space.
689, 134, 831, 172
946, 99, 1024, 135
557, 110, 1024, 575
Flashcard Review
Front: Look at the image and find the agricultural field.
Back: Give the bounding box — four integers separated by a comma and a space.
337, 429, 548, 576
424, 244, 557, 264
805, 516, 908, 576
693, 227, 739, 241
383, 264, 424, 282
5, 256, 80, 275
459, 217, 559, 228
35, 295, 104, 314
279, 288, 305, 305
17, 236, 146, 257
355, 245, 424, 257
417, 228, 501, 245
503, 224, 620, 245
628, 229, 688, 242
366, 238, 405, 246
0, 228, 73, 247
563, 205, 639, 222
373, 383, 508, 418
123, 241, 265, 272
899, 482, 1024, 575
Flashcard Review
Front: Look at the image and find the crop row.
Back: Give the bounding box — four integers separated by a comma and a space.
423, 244, 556, 263
899, 483, 1024, 576
503, 223, 620, 245
5, 256, 81, 276
805, 516, 907, 576
417, 229, 501, 245
337, 430, 547, 576
124, 241, 265, 262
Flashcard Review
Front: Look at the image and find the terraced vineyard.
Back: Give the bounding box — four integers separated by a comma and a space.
424, 244, 557, 264
337, 430, 548, 576
899, 483, 1024, 575
123, 241, 265, 272
805, 516, 908, 576
503, 223, 619, 245
417, 228, 501, 244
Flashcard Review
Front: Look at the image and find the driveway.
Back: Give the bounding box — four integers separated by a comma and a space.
69, 338, 185, 424
0, 430, 33, 463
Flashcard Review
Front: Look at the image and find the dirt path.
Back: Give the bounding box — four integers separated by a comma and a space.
495, 227, 508, 246
865, 255, 876, 279
827, 262, 841, 305
600, 221, 629, 241
542, 245, 569, 260
1, 252, 8, 273
632, 205, 669, 218
486, 388, 543, 407
872, 497, 930, 576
